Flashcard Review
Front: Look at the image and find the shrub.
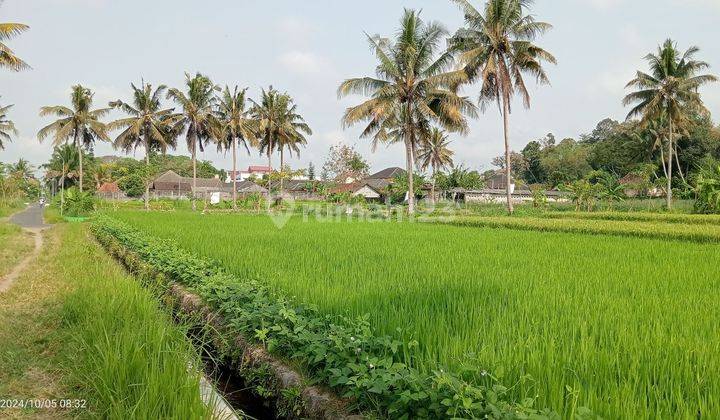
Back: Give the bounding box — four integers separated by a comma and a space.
694, 161, 720, 214
54, 187, 96, 217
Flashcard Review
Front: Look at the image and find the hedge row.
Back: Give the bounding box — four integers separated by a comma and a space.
91, 216, 558, 419
538, 211, 720, 226
440, 216, 720, 244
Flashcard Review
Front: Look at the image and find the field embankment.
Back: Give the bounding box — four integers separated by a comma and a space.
104, 210, 720, 419
0, 224, 214, 419
440, 214, 720, 243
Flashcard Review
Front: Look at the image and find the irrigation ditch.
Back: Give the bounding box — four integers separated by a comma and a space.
92, 229, 361, 420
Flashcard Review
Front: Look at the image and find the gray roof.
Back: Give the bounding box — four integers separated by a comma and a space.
367, 167, 405, 180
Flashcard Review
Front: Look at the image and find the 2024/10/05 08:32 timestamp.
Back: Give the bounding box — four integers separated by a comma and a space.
0, 399, 87, 410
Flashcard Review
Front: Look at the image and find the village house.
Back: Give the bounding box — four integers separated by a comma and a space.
329, 167, 408, 203
96, 181, 126, 200
225, 165, 273, 182
151, 170, 267, 200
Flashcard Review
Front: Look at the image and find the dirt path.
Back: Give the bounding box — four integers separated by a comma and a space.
0, 205, 48, 293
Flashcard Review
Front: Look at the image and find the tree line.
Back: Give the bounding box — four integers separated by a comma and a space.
1, 1, 719, 214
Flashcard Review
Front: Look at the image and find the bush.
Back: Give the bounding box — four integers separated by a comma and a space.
694, 161, 720, 214
54, 187, 96, 217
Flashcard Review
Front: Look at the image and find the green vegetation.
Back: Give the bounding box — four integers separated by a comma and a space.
92, 215, 537, 418
444, 215, 720, 243
0, 222, 32, 277
108, 211, 720, 418
0, 224, 213, 418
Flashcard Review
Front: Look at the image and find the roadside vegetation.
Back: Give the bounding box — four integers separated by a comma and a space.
0, 224, 213, 418
105, 211, 720, 418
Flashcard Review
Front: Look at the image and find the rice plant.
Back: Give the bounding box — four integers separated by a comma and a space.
110, 211, 720, 419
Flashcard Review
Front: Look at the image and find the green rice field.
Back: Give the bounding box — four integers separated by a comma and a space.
109, 211, 720, 419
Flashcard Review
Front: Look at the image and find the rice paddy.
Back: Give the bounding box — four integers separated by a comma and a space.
110, 210, 720, 419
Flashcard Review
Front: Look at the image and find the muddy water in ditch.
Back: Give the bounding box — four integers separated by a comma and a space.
203, 361, 277, 420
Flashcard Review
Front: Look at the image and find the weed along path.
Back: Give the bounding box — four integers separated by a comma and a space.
0, 205, 48, 294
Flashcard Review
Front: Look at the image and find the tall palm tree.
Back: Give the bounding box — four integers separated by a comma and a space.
110, 81, 181, 210
0, 102, 17, 150
417, 127, 454, 203
214, 86, 257, 209
450, 0, 555, 214
251, 87, 312, 193
167, 73, 219, 211
0, 16, 29, 71
623, 39, 717, 209
38, 85, 110, 192
339, 9, 476, 214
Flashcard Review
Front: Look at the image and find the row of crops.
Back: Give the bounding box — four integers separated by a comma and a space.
102, 211, 720, 419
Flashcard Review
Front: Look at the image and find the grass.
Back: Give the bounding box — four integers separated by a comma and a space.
0, 222, 33, 278
0, 199, 26, 218
441, 215, 720, 243
0, 223, 214, 419
535, 210, 720, 225
109, 210, 720, 419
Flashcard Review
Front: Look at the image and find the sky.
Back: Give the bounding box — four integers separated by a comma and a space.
1, 0, 719, 177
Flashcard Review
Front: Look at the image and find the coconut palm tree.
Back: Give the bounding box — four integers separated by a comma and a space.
167, 73, 219, 211
110, 81, 182, 210
38, 85, 111, 192
339, 9, 476, 214
623, 39, 717, 209
0, 102, 17, 150
450, 0, 555, 214
0, 17, 29, 71
250, 87, 312, 193
213, 86, 257, 209
8, 158, 32, 180
417, 127, 454, 203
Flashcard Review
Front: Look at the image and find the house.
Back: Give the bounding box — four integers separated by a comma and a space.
151, 170, 267, 200
329, 167, 406, 203
226, 165, 273, 182
96, 181, 126, 200
619, 173, 662, 198
485, 171, 516, 192
452, 187, 567, 204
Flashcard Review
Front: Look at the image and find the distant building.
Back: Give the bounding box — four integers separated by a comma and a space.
151, 170, 267, 200
619, 173, 662, 198
96, 181, 126, 200
226, 165, 272, 182
329, 167, 407, 203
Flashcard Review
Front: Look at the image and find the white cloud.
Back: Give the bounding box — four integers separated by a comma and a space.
583, 0, 625, 11
278, 51, 325, 74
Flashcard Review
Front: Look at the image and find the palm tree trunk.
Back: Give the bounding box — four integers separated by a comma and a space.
267, 148, 273, 193
144, 134, 150, 212
76, 131, 83, 193
667, 119, 674, 210
279, 147, 285, 194
192, 138, 197, 211
405, 102, 415, 215
405, 137, 415, 215
232, 137, 238, 211
60, 176, 65, 216
431, 165, 436, 205
673, 143, 687, 185
502, 95, 514, 214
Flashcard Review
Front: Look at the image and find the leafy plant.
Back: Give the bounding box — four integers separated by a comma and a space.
694, 160, 720, 214
59, 186, 96, 217
91, 216, 550, 419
